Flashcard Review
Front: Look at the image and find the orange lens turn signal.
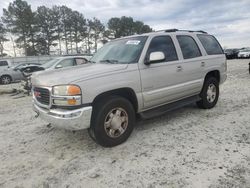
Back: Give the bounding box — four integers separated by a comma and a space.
67, 98, 77, 105
67, 85, 81, 95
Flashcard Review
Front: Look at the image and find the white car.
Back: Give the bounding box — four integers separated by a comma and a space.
0, 60, 12, 72
40, 56, 90, 70
238, 49, 250, 58
0, 63, 41, 84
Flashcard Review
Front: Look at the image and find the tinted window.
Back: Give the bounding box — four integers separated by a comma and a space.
147, 36, 178, 62
197, 34, 223, 55
0, 61, 8, 66
177, 35, 201, 59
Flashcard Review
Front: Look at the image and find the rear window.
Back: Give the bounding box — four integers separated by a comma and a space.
0, 61, 8, 66
197, 34, 223, 55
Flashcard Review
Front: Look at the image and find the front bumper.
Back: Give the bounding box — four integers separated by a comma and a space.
33, 103, 92, 130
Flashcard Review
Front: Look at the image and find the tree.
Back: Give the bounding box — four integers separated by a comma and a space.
0, 20, 9, 57
2, 0, 36, 55
70, 11, 87, 53
35, 6, 58, 55
59, 6, 75, 54
52, 6, 62, 55
107, 16, 153, 38
88, 18, 105, 52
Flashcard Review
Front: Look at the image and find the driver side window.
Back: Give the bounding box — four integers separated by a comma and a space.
56, 59, 74, 68
147, 36, 178, 63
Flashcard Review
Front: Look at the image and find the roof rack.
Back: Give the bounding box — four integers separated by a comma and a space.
157, 29, 207, 34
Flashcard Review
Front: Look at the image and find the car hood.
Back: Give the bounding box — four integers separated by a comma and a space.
31, 63, 129, 86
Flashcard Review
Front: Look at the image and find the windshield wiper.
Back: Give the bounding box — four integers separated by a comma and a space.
100, 59, 119, 64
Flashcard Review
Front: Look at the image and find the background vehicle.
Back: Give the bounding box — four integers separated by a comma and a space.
0, 60, 12, 72
32, 29, 227, 147
238, 48, 250, 58
224, 49, 239, 59
39, 56, 89, 71
0, 63, 41, 84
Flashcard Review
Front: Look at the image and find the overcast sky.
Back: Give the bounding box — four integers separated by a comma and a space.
1, 0, 250, 49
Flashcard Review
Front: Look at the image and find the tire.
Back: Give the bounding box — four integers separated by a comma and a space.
196, 77, 219, 109
1, 75, 12, 85
89, 96, 135, 147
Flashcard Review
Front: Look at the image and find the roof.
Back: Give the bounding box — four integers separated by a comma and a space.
113, 29, 210, 41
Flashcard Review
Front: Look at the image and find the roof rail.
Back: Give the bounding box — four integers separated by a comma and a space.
157, 29, 207, 34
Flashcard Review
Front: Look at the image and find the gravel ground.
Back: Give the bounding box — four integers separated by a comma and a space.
0, 59, 250, 188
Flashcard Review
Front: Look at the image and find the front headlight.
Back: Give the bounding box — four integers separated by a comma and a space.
53, 85, 81, 96
52, 85, 82, 106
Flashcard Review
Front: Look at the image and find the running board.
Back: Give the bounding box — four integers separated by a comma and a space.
139, 95, 200, 119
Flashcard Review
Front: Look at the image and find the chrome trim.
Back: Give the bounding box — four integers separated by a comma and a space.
33, 102, 92, 130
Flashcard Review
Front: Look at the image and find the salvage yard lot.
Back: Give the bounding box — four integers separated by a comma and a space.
0, 59, 250, 188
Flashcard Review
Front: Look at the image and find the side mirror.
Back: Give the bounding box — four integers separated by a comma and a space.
145, 51, 165, 65
55, 64, 63, 69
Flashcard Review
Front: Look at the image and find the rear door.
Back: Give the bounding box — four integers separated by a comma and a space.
174, 35, 205, 97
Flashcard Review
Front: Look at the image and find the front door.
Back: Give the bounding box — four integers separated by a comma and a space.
139, 35, 183, 109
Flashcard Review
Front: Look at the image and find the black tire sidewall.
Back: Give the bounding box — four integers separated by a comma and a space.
198, 77, 219, 109
90, 96, 135, 147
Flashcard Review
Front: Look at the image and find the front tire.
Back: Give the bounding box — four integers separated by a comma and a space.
1, 75, 12, 85
197, 77, 219, 109
89, 96, 135, 147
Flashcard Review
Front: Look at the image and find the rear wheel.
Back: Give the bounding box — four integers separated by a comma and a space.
197, 77, 219, 109
89, 96, 135, 147
1, 75, 12, 85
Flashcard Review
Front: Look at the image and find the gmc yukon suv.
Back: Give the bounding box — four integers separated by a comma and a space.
32, 29, 227, 147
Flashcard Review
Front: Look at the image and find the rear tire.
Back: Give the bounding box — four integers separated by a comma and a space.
89, 96, 135, 147
197, 77, 219, 109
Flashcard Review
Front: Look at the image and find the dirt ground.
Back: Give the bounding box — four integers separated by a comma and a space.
0, 59, 250, 188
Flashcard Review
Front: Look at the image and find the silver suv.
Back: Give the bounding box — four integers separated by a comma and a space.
32, 29, 227, 147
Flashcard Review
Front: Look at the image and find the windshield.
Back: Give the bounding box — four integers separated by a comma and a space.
11, 64, 23, 69
41, 58, 60, 69
90, 36, 148, 64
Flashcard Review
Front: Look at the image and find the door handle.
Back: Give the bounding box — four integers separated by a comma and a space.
201, 62, 205, 67
177, 66, 183, 72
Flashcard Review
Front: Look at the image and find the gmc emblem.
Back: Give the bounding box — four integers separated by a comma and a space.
34, 91, 41, 98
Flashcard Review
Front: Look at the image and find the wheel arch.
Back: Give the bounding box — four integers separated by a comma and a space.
205, 70, 220, 83
92, 87, 138, 112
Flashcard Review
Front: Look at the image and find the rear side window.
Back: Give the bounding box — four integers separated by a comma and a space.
197, 34, 223, 55
0, 61, 8, 66
177, 35, 201, 59
147, 36, 178, 62
75, 58, 87, 65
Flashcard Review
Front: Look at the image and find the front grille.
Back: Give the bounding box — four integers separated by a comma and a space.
33, 87, 50, 105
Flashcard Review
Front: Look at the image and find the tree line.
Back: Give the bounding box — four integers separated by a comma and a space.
0, 0, 153, 57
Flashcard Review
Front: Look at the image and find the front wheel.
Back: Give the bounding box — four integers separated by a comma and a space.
1, 75, 12, 85
197, 77, 219, 109
89, 96, 135, 147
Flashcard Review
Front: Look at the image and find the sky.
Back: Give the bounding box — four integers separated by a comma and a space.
1, 0, 250, 54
